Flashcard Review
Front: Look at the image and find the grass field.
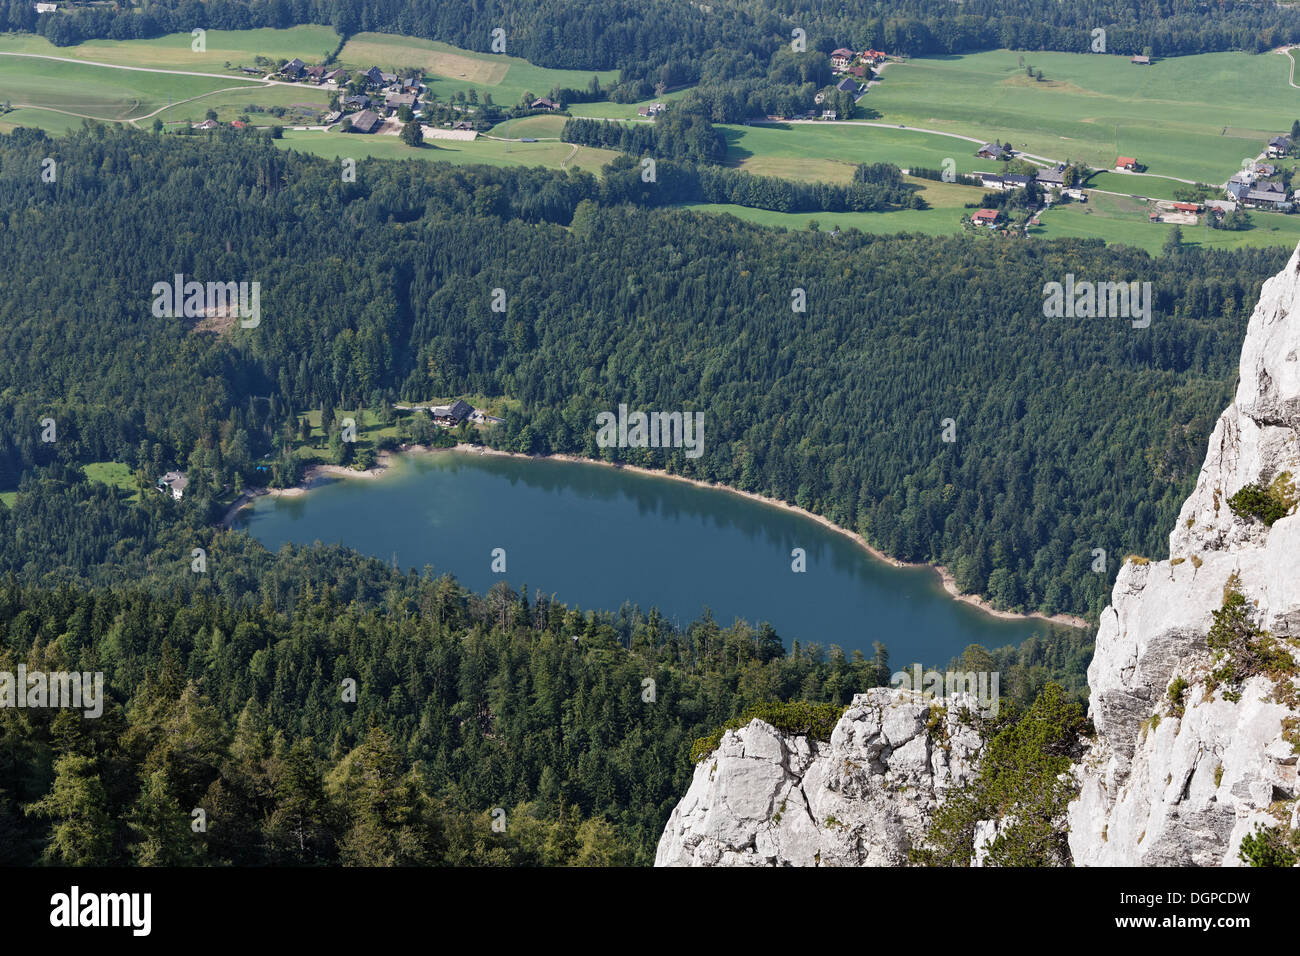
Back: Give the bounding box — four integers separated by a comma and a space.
867, 50, 1298, 184
0, 26, 340, 73
720, 122, 1005, 183
490, 114, 567, 138
0, 55, 251, 122
1082, 170, 1187, 201
151, 84, 331, 127
279, 127, 620, 173
1031, 190, 1300, 253
0, 106, 87, 133
681, 202, 970, 237
338, 34, 619, 107
82, 461, 140, 501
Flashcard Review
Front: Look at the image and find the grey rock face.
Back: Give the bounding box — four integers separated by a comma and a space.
654, 688, 984, 866
1069, 243, 1300, 866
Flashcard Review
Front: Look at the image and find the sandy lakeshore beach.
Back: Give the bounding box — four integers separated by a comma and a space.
222, 442, 1090, 630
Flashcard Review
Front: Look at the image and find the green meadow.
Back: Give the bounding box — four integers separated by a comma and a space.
866, 50, 1298, 184
0, 26, 340, 73
278, 127, 620, 173
0, 55, 249, 122
338, 33, 618, 107
720, 121, 1004, 183
1032, 191, 1300, 253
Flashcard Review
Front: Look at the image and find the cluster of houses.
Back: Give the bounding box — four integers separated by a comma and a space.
829, 48, 888, 76
1219, 136, 1296, 212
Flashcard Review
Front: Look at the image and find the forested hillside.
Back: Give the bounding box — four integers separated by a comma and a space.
0, 125, 1273, 619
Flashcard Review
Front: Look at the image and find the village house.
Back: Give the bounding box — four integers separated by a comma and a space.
1243, 180, 1289, 210
348, 109, 382, 133
835, 77, 857, 93
430, 399, 473, 426
385, 92, 418, 113
1226, 175, 1253, 201
305, 65, 327, 82
531, 97, 560, 111
1064, 188, 1088, 202
191, 119, 219, 130
821, 110, 838, 120
241, 67, 262, 76
1036, 165, 1067, 188
342, 94, 370, 110
863, 49, 887, 65
1131, 55, 1150, 65
363, 66, 385, 87
1269, 135, 1291, 158
280, 58, 306, 79
830, 48, 854, 71
1255, 162, 1277, 177
1001, 173, 1033, 190
1115, 156, 1139, 171
157, 471, 188, 501
971, 208, 1000, 227
637, 103, 666, 117
324, 68, 348, 85
977, 143, 1008, 161
1206, 199, 1237, 214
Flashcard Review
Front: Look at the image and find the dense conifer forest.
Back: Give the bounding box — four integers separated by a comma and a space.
0, 115, 1271, 866
0, 126, 1273, 619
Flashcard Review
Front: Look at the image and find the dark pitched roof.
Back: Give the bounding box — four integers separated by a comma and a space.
835, 77, 856, 92
349, 109, 382, 133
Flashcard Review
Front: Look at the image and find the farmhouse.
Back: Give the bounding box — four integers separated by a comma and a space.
156, 471, 188, 501
1268, 135, 1291, 158
1036, 165, 1067, 188
364, 66, 385, 87
324, 68, 348, 84
1243, 181, 1289, 210
1130, 55, 1150, 65
385, 92, 418, 112
863, 49, 887, 64
305, 65, 327, 82
977, 143, 1008, 160
342, 94, 370, 110
835, 77, 857, 93
1225, 174, 1253, 201
1064, 188, 1087, 202
1115, 156, 1139, 171
830, 48, 855, 70
280, 58, 306, 79
637, 102, 667, 117
971, 208, 1000, 226
348, 109, 382, 133
1206, 199, 1237, 214
191, 119, 218, 130
431, 399, 473, 425
531, 97, 560, 111
1255, 162, 1277, 177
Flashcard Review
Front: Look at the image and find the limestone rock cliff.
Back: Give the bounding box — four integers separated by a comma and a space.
1068, 244, 1300, 866
654, 688, 984, 866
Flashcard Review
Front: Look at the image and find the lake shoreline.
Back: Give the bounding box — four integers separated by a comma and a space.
224, 441, 1090, 631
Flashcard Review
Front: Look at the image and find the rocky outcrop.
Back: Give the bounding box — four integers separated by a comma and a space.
1068, 244, 1300, 866
654, 688, 984, 866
